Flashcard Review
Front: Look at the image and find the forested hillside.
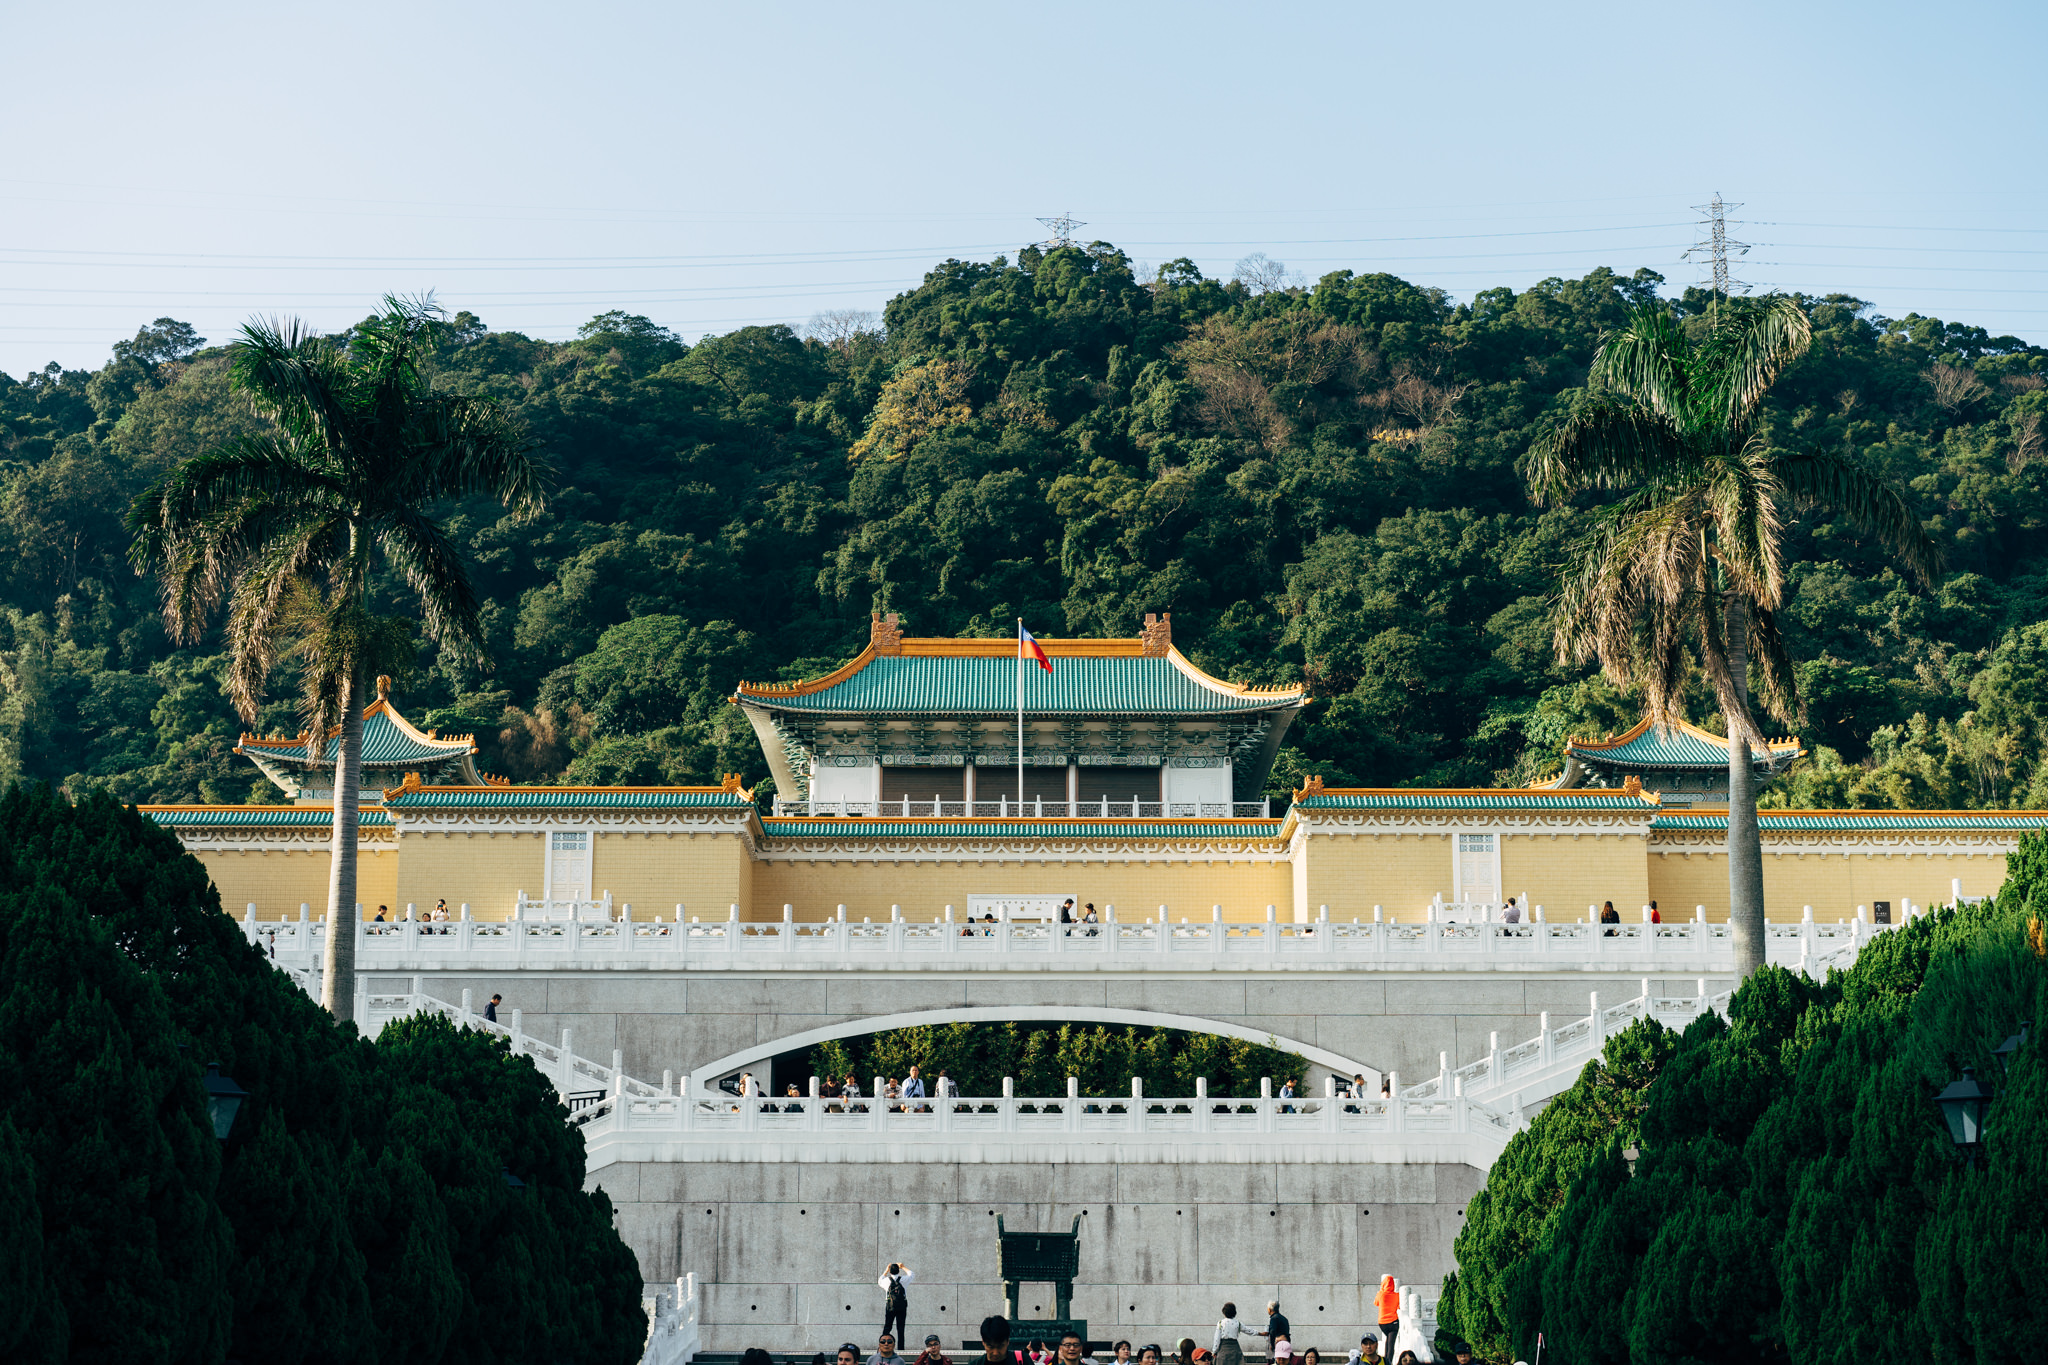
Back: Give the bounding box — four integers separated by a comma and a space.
4, 244, 2046, 806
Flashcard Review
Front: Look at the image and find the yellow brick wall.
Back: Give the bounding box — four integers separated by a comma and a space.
1299, 831, 1453, 922
750, 857, 1291, 923
1501, 833, 1650, 923
394, 830, 544, 920
193, 845, 398, 920
592, 831, 752, 920
1649, 846, 2009, 921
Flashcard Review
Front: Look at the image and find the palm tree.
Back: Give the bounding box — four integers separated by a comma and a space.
129, 294, 543, 1023
1525, 296, 1939, 976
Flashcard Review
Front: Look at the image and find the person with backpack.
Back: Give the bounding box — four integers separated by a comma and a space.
879, 1261, 915, 1347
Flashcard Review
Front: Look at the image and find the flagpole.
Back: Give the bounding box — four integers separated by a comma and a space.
1016, 617, 1025, 808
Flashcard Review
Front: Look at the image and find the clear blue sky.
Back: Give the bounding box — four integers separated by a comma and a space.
5, 0, 2045, 376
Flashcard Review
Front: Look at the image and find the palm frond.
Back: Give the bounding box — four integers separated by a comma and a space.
1702, 296, 1812, 428
1772, 445, 1944, 586
377, 511, 485, 661
1748, 605, 1800, 725
1587, 305, 1693, 422
1524, 397, 1693, 504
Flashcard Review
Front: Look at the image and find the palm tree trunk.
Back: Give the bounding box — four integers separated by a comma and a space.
321, 664, 365, 1023
1724, 593, 1767, 977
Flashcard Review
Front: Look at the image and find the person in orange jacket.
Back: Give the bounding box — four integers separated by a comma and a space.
1372, 1277, 1401, 1362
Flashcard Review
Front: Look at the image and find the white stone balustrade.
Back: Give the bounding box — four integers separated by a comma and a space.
770, 797, 1274, 818
641, 1273, 701, 1365
246, 901, 1902, 976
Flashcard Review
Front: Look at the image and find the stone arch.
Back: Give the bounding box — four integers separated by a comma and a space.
687, 1004, 1377, 1095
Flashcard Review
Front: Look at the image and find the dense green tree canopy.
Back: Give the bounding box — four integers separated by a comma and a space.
0, 784, 646, 1364
1438, 837, 2048, 1365
3, 255, 2045, 802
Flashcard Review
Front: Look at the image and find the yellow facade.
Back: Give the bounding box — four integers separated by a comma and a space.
190, 844, 398, 921
748, 854, 1291, 923
1649, 846, 2009, 921
151, 786, 2048, 929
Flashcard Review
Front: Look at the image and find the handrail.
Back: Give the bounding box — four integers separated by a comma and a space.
246, 903, 1904, 977
771, 797, 1273, 819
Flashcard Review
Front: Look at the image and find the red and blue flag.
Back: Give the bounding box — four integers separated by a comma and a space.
1018, 623, 1052, 673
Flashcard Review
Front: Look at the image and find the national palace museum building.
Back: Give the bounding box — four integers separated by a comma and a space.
149, 614, 2046, 926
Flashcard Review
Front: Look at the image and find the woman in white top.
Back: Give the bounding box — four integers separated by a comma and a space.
1213, 1302, 1244, 1365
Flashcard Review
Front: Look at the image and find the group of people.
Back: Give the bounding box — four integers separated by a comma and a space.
369, 898, 454, 924
774, 1278, 1476, 1365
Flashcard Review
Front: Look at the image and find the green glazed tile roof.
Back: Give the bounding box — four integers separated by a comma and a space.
1294, 792, 1657, 811
1567, 719, 1799, 771
144, 807, 394, 827
1654, 812, 2048, 831
760, 818, 1286, 840
739, 656, 1296, 715
384, 788, 753, 810
240, 708, 474, 767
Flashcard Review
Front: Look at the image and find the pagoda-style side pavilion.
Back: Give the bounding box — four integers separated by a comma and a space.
1548, 717, 1803, 808
731, 613, 1305, 814
236, 675, 482, 805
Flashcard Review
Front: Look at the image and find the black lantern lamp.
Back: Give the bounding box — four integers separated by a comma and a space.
201, 1063, 249, 1141
1933, 1067, 1995, 1165
1992, 1021, 2031, 1076
501, 1166, 525, 1192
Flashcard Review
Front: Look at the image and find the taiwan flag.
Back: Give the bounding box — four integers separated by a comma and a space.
1019, 622, 1052, 672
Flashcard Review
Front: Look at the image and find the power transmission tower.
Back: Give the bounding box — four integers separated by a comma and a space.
1684, 192, 1750, 308
1036, 213, 1086, 248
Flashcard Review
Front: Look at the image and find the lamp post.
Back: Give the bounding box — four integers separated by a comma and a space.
1991, 1021, 2031, 1076
201, 1062, 248, 1141
1933, 1067, 1994, 1167
1622, 1145, 1641, 1178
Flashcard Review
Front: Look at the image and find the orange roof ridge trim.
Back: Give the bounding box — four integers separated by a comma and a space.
1566, 716, 1800, 753
1292, 773, 1661, 803
734, 636, 1305, 701
381, 773, 754, 800
237, 694, 479, 754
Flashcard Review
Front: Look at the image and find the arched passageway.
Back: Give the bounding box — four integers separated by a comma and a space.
688, 1004, 1378, 1095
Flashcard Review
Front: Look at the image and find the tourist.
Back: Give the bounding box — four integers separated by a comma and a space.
1027, 1340, 1051, 1365
1357, 1335, 1381, 1365
374, 905, 388, 922
1649, 900, 1661, 924
1138, 1346, 1161, 1365
1394, 1354, 1417, 1365
1298, 1348, 1319, 1365
1260, 1301, 1290, 1350
904, 1065, 927, 1111
1213, 1301, 1245, 1365
916, 1335, 949, 1365
1501, 899, 1520, 925
1272, 1341, 1293, 1365
1175, 1338, 1198, 1365
843, 1075, 864, 1110
1059, 899, 1076, 934
1599, 900, 1620, 935
1111, 1341, 1132, 1364
1447, 1344, 1473, 1365
1082, 903, 1100, 936
1372, 1277, 1400, 1361
435, 897, 449, 920
869, 1333, 907, 1365
484, 993, 501, 1022
980, 1315, 1018, 1365
1278, 1079, 1296, 1115
1057, 1329, 1086, 1365
878, 1261, 915, 1345
741, 1350, 773, 1365
885, 1077, 902, 1108
839, 1346, 862, 1365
